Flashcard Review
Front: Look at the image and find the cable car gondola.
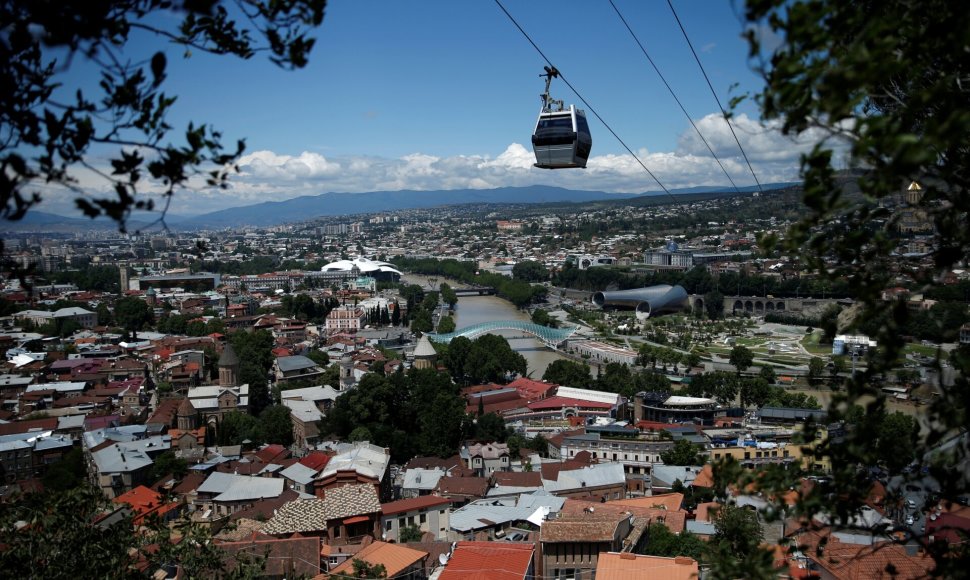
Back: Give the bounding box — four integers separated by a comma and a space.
532, 66, 592, 169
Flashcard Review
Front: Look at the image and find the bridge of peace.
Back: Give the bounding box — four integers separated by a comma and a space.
427, 320, 578, 348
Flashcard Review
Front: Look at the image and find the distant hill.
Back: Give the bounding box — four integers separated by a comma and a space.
3, 182, 800, 232
173, 185, 636, 229
173, 183, 798, 229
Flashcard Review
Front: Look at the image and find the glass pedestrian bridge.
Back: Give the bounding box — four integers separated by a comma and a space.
427, 320, 578, 348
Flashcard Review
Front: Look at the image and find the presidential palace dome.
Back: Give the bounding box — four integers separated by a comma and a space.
321, 257, 402, 280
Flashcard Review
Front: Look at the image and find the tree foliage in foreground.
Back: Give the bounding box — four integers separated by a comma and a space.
0, 0, 326, 236
0, 486, 263, 579
724, 0, 970, 576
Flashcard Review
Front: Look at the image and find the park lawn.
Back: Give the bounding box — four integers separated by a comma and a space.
903, 343, 944, 358
801, 331, 832, 356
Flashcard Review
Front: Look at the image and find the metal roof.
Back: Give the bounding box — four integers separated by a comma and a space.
276, 355, 318, 373
198, 472, 284, 502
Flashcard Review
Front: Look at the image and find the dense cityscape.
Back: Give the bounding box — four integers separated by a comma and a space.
2, 0, 967, 578
1, 179, 967, 578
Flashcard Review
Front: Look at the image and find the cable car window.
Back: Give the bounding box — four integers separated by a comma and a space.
576, 113, 590, 134
537, 117, 574, 130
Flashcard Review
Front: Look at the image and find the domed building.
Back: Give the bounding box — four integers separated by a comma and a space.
320, 257, 402, 282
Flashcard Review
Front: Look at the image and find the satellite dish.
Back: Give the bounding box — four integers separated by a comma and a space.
439, 553, 449, 566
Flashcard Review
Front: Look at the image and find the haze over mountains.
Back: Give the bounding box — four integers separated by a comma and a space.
10, 183, 793, 232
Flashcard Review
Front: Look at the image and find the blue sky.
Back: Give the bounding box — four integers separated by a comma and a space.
43, 1, 827, 217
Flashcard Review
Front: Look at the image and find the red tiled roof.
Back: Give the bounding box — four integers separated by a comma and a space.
381, 495, 452, 516
492, 471, 542, 488
219, 536, 320, 577
0, 417, 58, 436
299, 451, 332, 471
506, 376, 557, 400
439, 541, 534, 580
436, 476, 489, 497
326, 540, 427, 578
541, 512, 625, 542
254, 444, 289, 464
692, 464, 715, 488
596, 552, 698, 580
113, 485, 181, 525
795, 529, 934, 579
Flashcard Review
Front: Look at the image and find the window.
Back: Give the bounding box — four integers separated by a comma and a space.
420, 514, 426, 524
398, 517, 405, 528
385, 521, 392, 530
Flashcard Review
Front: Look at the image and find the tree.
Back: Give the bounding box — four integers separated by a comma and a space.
349, 426, 373, 442
218, 410, 258, 446
114, 296, 153, 335
0, 486, 139, 578
439, 283, 458, 310
307, 349, 330, 367
660, 439, 702, 466
707, 504, 772, 579
728, 345, 754, 377
41, 447, 86, 491
436, 314, 456, 334
638, 523, 705, 561
252, 405, 293, 447
473, 412, 510, 444
542, 359, 592, 389
758, 365, 776, 385
0, 486, 260, 578
739, 377, 773, 409
0, 0, 326, 242
399, 525, 423, 543
351, 559, 387, 579
704, 290, 725, 320
512, 260, 549, 282
807, 357, 826, 387
149, 450, 188, 482
727, 2, 970, 575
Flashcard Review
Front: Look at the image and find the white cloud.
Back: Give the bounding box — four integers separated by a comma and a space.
28, 111, 844, 219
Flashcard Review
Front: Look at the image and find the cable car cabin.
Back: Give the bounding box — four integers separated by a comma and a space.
532, 105, 592, 169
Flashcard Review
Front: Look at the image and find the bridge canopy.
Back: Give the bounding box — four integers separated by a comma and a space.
427, 320, 578, 347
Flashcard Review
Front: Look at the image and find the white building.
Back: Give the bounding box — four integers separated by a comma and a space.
832, 334, 877, 355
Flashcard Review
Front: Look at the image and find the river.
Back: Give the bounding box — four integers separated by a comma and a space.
402, 275, 568, 378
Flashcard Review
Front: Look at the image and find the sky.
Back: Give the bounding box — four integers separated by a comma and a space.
38, 0, 832, 218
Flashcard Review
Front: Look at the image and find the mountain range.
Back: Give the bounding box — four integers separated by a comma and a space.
5, 182, 795, 232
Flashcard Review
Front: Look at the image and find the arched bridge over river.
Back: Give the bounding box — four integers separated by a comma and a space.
427, 321, 578, 348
